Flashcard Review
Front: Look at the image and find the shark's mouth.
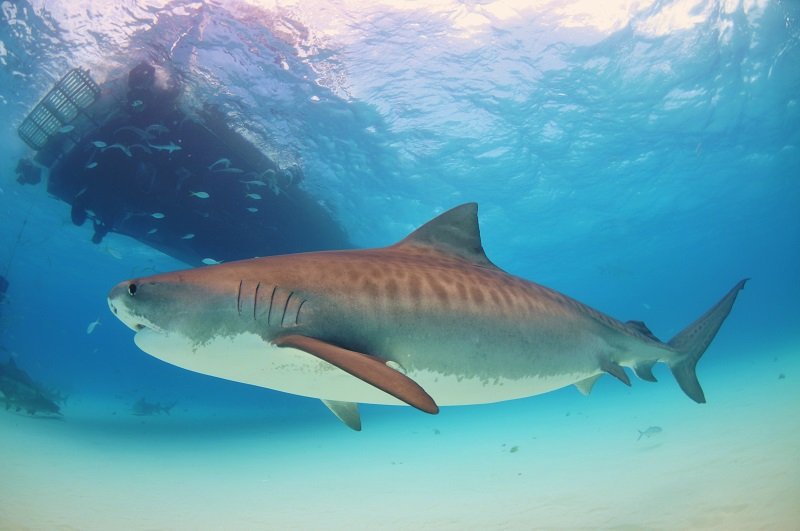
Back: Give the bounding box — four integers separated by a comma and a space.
131, 321, 165, 336
107, 297, 162, 334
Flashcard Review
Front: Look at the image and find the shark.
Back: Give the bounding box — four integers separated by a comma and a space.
108, 203, 746, 430
131, 397, 176, 416
0, 358, 62, 417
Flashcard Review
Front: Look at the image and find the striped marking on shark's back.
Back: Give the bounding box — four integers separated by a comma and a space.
301, 249, 576, 320
297, 248, 662, 346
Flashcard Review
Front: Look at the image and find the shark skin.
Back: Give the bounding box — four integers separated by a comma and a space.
108, 203, 747, 430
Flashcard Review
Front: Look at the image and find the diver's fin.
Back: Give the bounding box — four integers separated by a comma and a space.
633, 361, 658, 382
667, 279, 748, 403
574, 374, 603, 396
601, 359, 631, 386
273, 334, 439, 414
321, 399, 361, 431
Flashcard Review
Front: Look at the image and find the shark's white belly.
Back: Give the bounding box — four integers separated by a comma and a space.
135, 329, 589, 406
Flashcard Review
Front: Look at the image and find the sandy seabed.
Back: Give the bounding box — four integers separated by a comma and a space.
1, 345, 798, 531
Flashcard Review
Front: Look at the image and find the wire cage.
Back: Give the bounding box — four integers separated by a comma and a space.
17, 68, 100, 150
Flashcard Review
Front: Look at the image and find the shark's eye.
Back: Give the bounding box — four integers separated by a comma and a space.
128, 283, 137, 296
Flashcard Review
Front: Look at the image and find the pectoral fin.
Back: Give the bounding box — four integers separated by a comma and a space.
321, 399, 361, 431
273, 334, 439, 414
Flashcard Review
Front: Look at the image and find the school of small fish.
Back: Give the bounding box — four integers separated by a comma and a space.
75, 129, 295, 259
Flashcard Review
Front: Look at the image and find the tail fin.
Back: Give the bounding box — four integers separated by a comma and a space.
667, 279, 748, 403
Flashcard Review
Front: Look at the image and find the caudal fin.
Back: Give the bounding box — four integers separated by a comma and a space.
667, 279, 748, 403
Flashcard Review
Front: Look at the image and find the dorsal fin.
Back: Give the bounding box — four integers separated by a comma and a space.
393, 203, 497, 268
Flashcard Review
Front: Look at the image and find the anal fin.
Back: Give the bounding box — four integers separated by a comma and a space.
633, 361, 658, 382
273, 334, 439, 414
322, 399, 361, 431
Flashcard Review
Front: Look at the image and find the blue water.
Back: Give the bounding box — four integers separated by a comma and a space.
1, 1, 799, 528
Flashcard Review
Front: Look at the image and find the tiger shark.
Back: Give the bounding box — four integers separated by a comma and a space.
108, 203, 746, 430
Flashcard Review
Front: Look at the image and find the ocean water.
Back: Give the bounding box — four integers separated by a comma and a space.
1, 1, 798, 529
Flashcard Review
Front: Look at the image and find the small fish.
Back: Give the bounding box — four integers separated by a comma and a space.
181, 233, 195, 240
202, 258, 221, 265
146, 123, 169, 136
107, 248, 123, 260
246, 207, 258, 213
637, 426, 663, 441
85, 162, 98, 169
190, 191, 210, 199
151, 213, 165, 219
92, 140, 107, 148
131, 99, 144, 109
74, 187, 88, 198
208, 158, 231, 170
246, 193, 261, 200
129, 143, 152, 154
103, 143, 132, 157
59, 125, 75, 133
86, 318, 101, 335
213, 167, 244, 174
148, 141, 181, 154
240, 179, 267, 186
114, 126, 148, 139
147, 228, 158, 235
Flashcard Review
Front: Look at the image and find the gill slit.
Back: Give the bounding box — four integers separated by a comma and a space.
295, 299, 306, 326
280, 291, 294, 327
253, 282, 260, 320
267, 286, 277, 324
236, 280, 243, 315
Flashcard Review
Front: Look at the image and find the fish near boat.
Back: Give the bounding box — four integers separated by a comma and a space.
107, 203, 747, 430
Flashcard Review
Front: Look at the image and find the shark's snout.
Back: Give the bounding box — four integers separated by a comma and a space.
108, 280, 148, 332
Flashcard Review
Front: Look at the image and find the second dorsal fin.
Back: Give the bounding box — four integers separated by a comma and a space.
625, 320, 660, 342
393, 203, 497, 268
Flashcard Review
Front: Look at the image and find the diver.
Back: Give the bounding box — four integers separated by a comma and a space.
15, 158, 41, 185
126, 61, 180, 119
65, 61, 181, 244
